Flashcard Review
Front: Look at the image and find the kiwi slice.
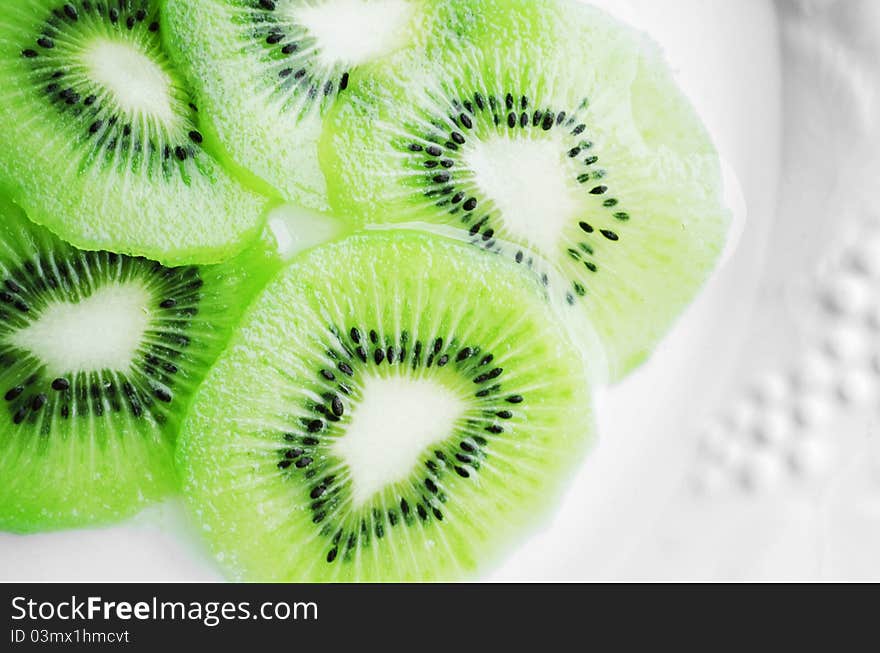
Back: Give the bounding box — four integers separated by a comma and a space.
320, 0, 730, 378
162, 0, 428, 210
178, 231, 595, 582
0, 195, 279, 533
0, 0, 268, 265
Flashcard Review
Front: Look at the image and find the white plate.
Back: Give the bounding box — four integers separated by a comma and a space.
8, 0, 877, 582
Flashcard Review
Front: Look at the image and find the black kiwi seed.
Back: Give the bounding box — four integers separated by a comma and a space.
331, 397, 344, 417
51, 378, 70, 391
5, 387, 24, 402
31, 394, 47, 412
13, 406, 29, 424
456, 348, 474, 362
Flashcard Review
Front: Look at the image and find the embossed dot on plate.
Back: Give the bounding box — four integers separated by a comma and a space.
717, 438, 748, 470
725, 401, 758, 432
823, 326, 869, 364
691, 465, 725, 497
849, 234, 880, 279
836, 370, 876, 404
866, 305, 880, 332
697, 424, 730, 461
737, 451, 783, 493
752, 373, 790, 406
787, 437, 832, 479
793, 349, 837, 390
751, 411, 791, 446
819, 274, 871, 317
792, 393, 834, 428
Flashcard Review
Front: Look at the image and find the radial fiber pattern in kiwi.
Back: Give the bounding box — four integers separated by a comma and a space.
0, 0, 267, 264
0, 253, 202, 429
162, 0, 426, 210
17, 1, 203, 174
321, 0, 730, 378
274, 326, 530, 567
0, 196, 277, 533
399, 89, 626, 306
178, 231, 595, 582
226, 0, 357, 117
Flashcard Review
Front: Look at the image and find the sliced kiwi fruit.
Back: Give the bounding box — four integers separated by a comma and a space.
0, 0, 268, 265
162, 0, 429, 210
0, 195, 280, 533
320, 0, 731, 378
177, 231, 595, 582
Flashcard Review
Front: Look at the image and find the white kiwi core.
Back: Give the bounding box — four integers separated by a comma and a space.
82, 39, 175, 122
10, 284, 152, 374
464, 135, 581, 253
291, 0, 416, 68
332, 375, 467, 507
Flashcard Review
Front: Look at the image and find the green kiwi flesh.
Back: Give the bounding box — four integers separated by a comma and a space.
0, 0, 268, 265
0, 195, 279, 533
162, 0, 429, 210
177, 231, 595, 582
320, 0, 731, 378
